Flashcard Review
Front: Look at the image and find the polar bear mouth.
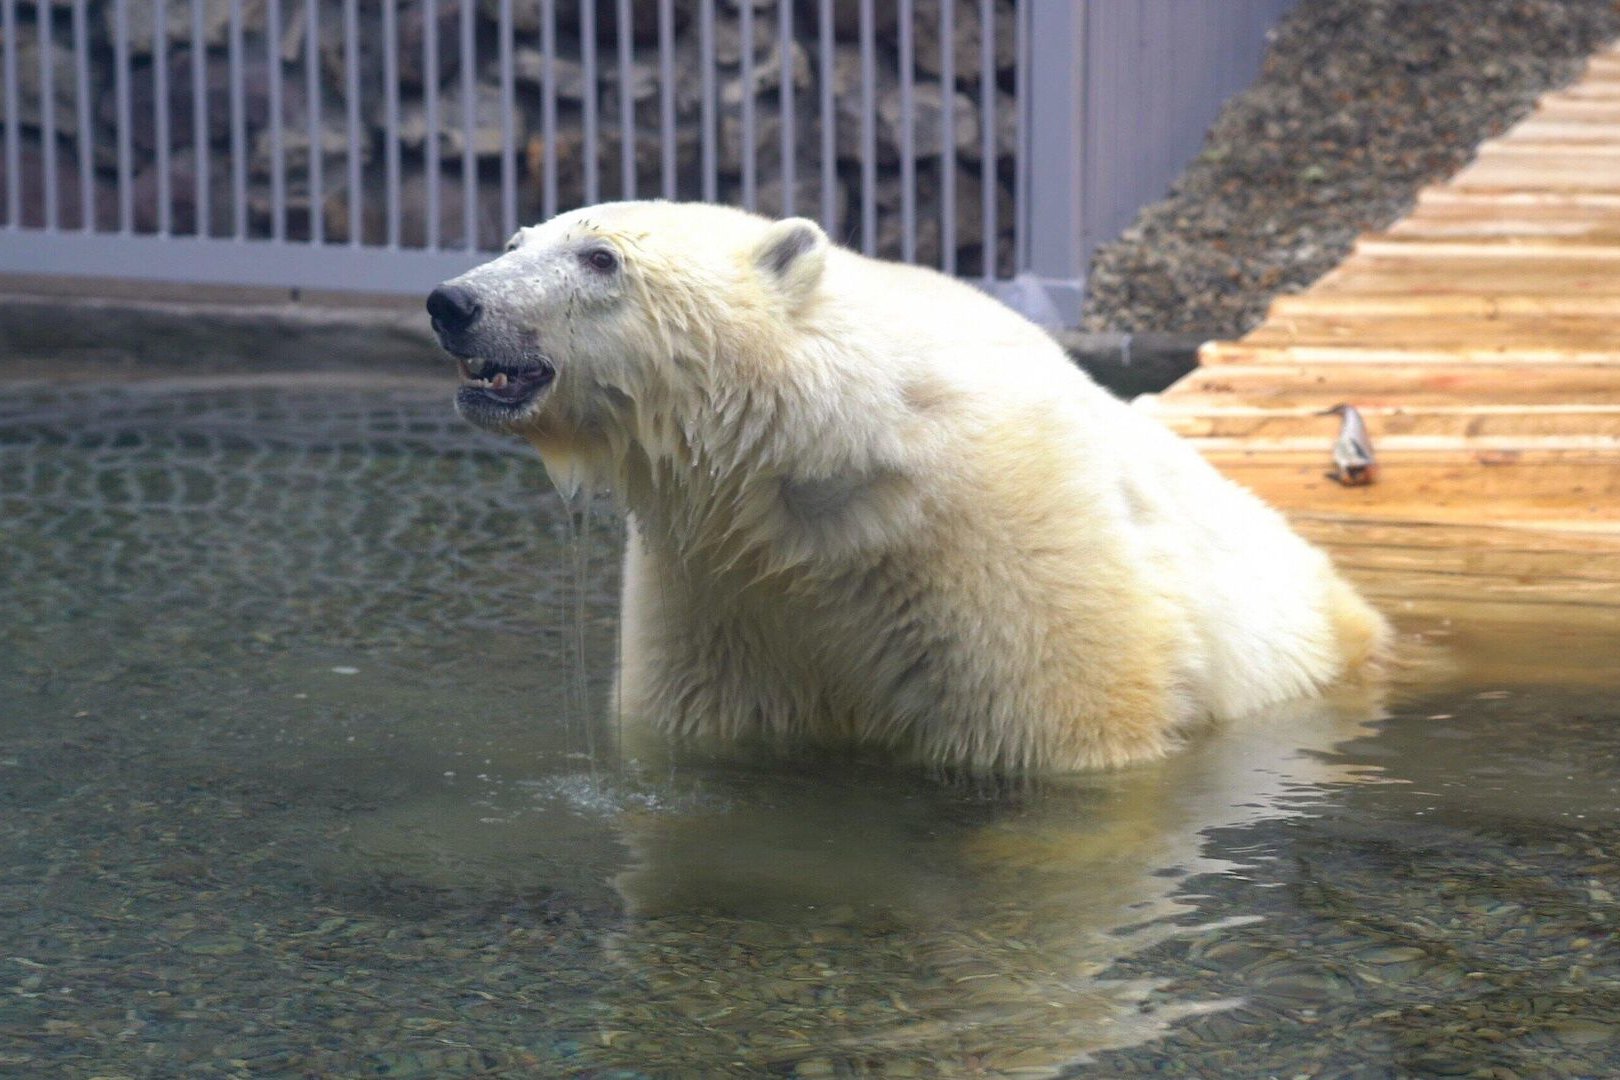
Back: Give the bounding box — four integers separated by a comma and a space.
454, 357, 556, 422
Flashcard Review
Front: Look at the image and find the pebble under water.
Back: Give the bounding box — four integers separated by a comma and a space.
1, 376, 1616, 1078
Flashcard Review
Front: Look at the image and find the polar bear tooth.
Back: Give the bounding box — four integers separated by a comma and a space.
491, 372, 509, 390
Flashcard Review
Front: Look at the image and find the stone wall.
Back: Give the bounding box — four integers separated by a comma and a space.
0, 0, 1019, 276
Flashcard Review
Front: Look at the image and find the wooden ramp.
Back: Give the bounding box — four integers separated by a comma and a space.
1139, 40, 1620, 634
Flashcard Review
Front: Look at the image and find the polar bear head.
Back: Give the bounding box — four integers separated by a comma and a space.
426, 201, 830, 495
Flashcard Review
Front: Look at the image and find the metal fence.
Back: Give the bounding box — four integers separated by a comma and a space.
0, 0, 1294, 327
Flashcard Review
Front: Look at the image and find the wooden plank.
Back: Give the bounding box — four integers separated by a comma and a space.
1242, 313, 1620, 351
1310, 255, 1620, 295
1345, 567, 1620, 606
1373, 601, 1620, 688
1586, 50, 1620, 75
1415, 189, 1620, 210
1511, 105, 1620, 127
1553, 80, 1620, 101
1299, 511, 1620, 645
1370, 590, 1620, 628
1396, 192, 1620, 236
1318, 549, 1620, 592
1267, 294, 1620, 317
1171, 362, 1620, 406
1352, 238, 1620, 258
1478, 141, 1620, 156
1146, 403, 1620, 440
1290, 516, 1620, 560
1194, 450, 1620, 529
1450, 151, 1620, 191
1201, 342, 1620, 365
1533, 98, 1620, 122
1192, 472, 1620, 531
1499, 122, 1620, 143
1153, 38, 1620, 582
1387, 218, 1620, 240
1193, 435, 1620, 454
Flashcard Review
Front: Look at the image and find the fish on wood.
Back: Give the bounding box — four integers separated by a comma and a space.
1320, 404, 1378, 486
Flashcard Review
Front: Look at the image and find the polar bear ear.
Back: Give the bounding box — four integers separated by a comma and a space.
752, 217, 828, 304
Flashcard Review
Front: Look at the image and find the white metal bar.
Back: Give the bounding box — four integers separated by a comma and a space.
540, 0, 556, 217
39, 0, 58, 230
117, 0, 136, 232
581, 0, 598, 204
308, 0, 326, 244
460, 0, 476, 248
740, 0, 755, 210
1013, 0, 1028, 275
1152, 0, 1175, 190
1016, 0, 1087, 324
423, 0, 439, 247
1, 0, 18, 227
977, 0, 993, 282
939, 0, 954, 273
777, 0, 794, 216
617, 0, 634, 199
898, 0, 914, 262
344, 0, 362, 245
382, 0, 399, 246
859, 0, 875, 255
228, 0, 245, 238
190, 0, 207, 235
267, 0, 284, 241
75, 0, 95, 230
658, 0, 674, 198
817, 0, 833, 232
699, 0, 715, 203
0, 0, 19, 228
1082, 1, 1114, 252
498, 0, 515, 232
541, 0, 560, 216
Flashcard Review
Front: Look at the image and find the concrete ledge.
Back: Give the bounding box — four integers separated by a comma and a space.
0, 277, 442, 381
1052, 331, 1208, 398
0, 275, 1208, 398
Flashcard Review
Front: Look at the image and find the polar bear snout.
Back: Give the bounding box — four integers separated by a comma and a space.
428, 279, 557, 430
426, 284, 483, 336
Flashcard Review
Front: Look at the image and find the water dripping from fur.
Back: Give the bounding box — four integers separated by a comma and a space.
560, 485, 598, 782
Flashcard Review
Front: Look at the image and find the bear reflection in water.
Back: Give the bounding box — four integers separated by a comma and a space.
333, 684, 1384, 1071
427, 200, 1388, 775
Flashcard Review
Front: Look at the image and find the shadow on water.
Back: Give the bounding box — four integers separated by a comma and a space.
1, 375, 1617, 1077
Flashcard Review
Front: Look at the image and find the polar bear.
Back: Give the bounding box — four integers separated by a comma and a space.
427, 200, 1387, 773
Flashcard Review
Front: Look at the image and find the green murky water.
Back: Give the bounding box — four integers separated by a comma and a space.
2, 376, 1616, 1078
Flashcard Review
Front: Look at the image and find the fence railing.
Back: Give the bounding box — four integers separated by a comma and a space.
0, 0, 1294, 327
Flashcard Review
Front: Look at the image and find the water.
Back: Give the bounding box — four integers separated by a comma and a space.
2, 375, 1617, 1078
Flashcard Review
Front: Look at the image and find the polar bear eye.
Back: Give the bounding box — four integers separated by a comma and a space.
582, 248, 619, 274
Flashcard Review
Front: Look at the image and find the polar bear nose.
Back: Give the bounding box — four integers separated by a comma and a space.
426, 284, 483, 333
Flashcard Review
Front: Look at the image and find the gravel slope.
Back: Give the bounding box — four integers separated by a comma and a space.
1080, 0, 1620, 338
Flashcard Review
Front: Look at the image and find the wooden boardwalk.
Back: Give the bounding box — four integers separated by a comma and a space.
1139, 40, 1620, 635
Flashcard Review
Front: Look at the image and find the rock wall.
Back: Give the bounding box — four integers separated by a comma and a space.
0, 0, 1019, 275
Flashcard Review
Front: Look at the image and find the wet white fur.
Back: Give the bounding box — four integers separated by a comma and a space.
443, 201, 1388, 772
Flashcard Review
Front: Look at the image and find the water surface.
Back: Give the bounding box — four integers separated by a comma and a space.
2, 376, 1616, 1078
